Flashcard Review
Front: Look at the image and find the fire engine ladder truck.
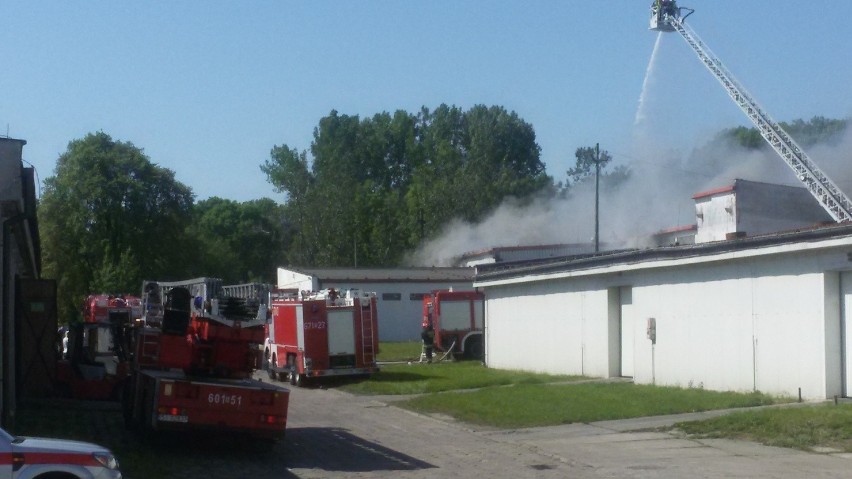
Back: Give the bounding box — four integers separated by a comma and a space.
650, 3, 852, 222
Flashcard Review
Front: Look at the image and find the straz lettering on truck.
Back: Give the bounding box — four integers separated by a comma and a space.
303, 321, 326, 330
208, 393, 243, 407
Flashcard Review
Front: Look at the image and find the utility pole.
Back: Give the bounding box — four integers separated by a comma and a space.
594, 143, 601, 253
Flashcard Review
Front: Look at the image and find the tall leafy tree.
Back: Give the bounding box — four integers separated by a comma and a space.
722, 116, 848, 150
262, 105, 552, 267
262, 145, 315, 265
457, 105, 548, 217
186, 197, 291, 283
565, 145, 629, 192
407, 104, 466, 238
39, 132, 194, 322
412, 104, 550, 227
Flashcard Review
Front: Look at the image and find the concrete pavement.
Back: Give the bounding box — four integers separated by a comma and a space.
486, 416, 852, 479
279, 381, 852, 479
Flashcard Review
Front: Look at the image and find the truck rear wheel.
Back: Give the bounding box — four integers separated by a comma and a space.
121, 378, 136, 430
465, 337, 484, 360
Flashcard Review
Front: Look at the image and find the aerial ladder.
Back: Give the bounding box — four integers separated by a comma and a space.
649, 1, 852, 222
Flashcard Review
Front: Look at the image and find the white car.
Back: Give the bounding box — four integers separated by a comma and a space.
0, 426, 121, 478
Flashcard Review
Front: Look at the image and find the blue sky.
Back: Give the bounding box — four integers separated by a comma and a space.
2, 1, 852, 203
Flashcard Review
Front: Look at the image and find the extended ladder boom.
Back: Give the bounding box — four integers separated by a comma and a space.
651, 4, 852, 222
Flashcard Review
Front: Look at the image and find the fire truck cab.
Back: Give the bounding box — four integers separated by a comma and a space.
266, 288, 379, 387
422, 290, 484, 360
55, 294, 141, 400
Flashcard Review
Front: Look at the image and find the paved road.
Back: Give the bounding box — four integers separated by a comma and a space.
276, 379, 852, 479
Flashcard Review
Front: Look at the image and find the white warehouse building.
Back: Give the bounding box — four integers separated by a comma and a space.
475, 224, 852, 401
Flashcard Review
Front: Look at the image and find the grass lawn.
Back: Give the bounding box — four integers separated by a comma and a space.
342, 360, 582, 395
343, 358, 786, 429
376, 340, 422, 362
396, 381, 782, 429
674, 403, 852, 452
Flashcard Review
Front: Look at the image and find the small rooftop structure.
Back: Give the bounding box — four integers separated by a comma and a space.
693, 179, 833, 243
654, 179, 834, 246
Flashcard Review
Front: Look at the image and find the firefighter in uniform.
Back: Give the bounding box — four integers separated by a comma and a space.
421, 323, 435, 363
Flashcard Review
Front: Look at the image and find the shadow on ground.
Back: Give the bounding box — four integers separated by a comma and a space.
282, 427, 436, 473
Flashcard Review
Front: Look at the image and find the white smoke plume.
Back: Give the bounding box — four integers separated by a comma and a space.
407, 123, 852, 267
406, 29, 852, 267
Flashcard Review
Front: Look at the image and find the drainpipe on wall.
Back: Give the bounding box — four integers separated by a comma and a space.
2, 214, 26, 428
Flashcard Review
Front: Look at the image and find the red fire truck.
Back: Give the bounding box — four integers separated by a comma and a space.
422, 290, 485, 359
55, 294, 142, 400
265, 288, 379, 387
122, 278, 289, 439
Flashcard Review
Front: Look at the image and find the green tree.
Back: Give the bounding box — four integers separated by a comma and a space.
567, 145, 611, 186
783, 116, 847, 146
455, 105, 549, 219
261, 145, 315, 265
565, 145, 629, 192
186, 197, 291, 283
39, 132, 194, 322
723, 116, 848, 150
410, 104, 550, 235
262, 105, 552, 267
724, 125, 764, 150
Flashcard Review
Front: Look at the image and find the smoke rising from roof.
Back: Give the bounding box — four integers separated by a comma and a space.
408, 124, 852, 267
407, 33, 852, 267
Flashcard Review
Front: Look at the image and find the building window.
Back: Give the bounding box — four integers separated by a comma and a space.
382, 293, 402, 301
409, 293, 426, 301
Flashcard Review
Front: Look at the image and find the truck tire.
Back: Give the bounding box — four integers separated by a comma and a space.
141, 381, 155, 436
54, 382, 72, 399
465, 337, 484, 360
110, 379, 126, 402
121, 376, 137, 430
